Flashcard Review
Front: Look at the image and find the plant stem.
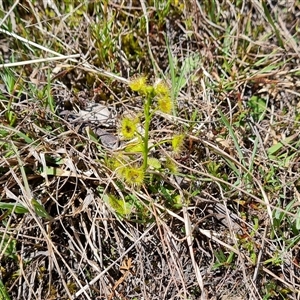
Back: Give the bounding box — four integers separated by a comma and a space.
142, 93, 152, 172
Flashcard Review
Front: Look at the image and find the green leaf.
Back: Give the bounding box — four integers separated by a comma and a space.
147, 157, 161, 169
5, 111, 17, 126
0, 202, 28, 214
250, 252, 257, 264
176, 53, 201, 92
85, 127, 100, 143
41, 166, 66, 176
218, 109, 245, 166
124, 142, 144, 153
0, 234, 17, 261
267, 142, 283, 157
104, 194, 132, 217
15, 131, 34, 144
172, 194, 183, 209
160, 186, 182, 209
267, 134, 298, 157
248, 96, 266, 122
262, 1, 284, 48
0, 278, 11, 300
31, 199, 52, 220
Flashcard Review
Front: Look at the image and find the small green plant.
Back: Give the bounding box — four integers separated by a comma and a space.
104, 194, 132, 218
114, 76, 173, 184
105, 76, 188, 217
238, 215, 259, 265
160, 186, 183, 209
1, 68, 18, 127
247, 95, 267, 122
212, 248, 235, 269
91, 13, 118, 69
206, 161, 228, 182
165, 42, 201, 116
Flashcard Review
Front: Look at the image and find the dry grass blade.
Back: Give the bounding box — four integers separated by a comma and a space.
0, 54, 81, 69
74, 223, 156, 298
182, 205, 205, 298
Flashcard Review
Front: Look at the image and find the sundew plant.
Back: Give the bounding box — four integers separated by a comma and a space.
112, 76, 184, 187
